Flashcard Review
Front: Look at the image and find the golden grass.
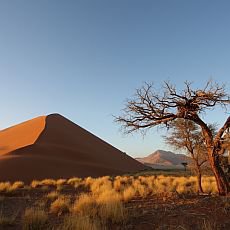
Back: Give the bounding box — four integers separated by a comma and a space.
73, 188, 126, 224
46, 191, 59, 201
30, 180, 41, 188
0, 182, 11, 192
25, 175, 219, 196
50, 195, 71, 215
89, 176, 113, 195
67, 177, 82, 188
123, 186, 136, 202
10, 181, 24, 191
22, 207, 48, 230
73, 193, 98, 217
40, 179, 57, 186
96, 190, 126, 224
56, 179, 67, 186
0, 181, 24, 192
202, 176, 218, 194
31, 179, 57, 188
0, 174, 223, 229
59, 214, 103, 230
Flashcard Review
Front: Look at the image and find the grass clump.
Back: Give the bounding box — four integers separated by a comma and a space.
50, 195, 71, 215
96, 190, 126, 224
0, 181, 25, 193
31, 180, 41, 188
56, 179, 66, 186
73, 190, 126, 225
7, 181, 25, 192
89, 176, 113, 195
46, 191, 59, 201
58, 214, 102, 230
0, 182, 11, 192
72, 193, 97, 217
202, 177, 218, 194
40, 179, 57, 187
67, 177, 82, 188
123, 186, 136, 202
22, 207, 48, 230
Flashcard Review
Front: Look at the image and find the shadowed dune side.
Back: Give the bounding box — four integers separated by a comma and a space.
0, 114, 146, 182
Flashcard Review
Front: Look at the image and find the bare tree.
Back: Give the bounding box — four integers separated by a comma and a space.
116, 80, 230, 195
164, 119, 208, 193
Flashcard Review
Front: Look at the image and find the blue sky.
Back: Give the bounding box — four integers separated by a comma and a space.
0, 0, 229, 157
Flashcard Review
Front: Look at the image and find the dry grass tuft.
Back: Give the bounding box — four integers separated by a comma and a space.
56, 179, 67, 186
96, 190, 126, 224
89, 176, 113, 195
46, 191, 59, 201
50, 195, 71, 215
8, 181, 25, 192
73, 189, 126, 224
0, 182, 11, 192
40, 179, 57, 187
30, 180, 41, 188
123, 186, 136, 202
58, 214, 102, 230
72, 193, 98, 217
22, 207, 48, 230
67, 177, 82, 188
202, 177, 218, 194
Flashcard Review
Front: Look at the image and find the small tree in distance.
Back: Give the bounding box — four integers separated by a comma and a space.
116, 80, 230, 195
181, 162, 188, 171
164, 119, 210, 193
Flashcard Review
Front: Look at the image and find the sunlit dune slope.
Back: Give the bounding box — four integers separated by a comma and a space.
0, 116, 46, 155
0, 114, 146, 181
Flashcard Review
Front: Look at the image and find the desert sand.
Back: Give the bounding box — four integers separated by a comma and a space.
0, 114, 146, 182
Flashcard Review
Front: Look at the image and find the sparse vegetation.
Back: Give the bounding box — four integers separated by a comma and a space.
46, 191, 59, 201
73, 193, 98, 217
59, 214, 102, 230
0, 174, 228, 229
10, 181, 25, 191
0, 182, 11, 192
50, 195, 71, 215
22, 207, 48, 230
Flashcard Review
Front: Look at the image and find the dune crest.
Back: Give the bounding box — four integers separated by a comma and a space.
0, 114, 146, 181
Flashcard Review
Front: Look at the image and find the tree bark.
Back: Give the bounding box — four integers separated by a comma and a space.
193, 116, 230, 195
208, 152, 230, 195
196, 167, 204, 194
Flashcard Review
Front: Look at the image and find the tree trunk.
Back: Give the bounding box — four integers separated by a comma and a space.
196, 167, 204, 194
209, 152, 230, 195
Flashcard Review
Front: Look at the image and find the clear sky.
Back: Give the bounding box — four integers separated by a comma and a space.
0, 0, 229, 157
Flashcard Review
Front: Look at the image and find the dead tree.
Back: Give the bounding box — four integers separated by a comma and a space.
116, 80, 230, 195
164, 119, 209, 193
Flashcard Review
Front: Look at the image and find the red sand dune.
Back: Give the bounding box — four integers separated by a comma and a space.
0, 114, 146, 182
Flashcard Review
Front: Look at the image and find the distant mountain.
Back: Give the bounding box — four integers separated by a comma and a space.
136, 150, 190, 169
